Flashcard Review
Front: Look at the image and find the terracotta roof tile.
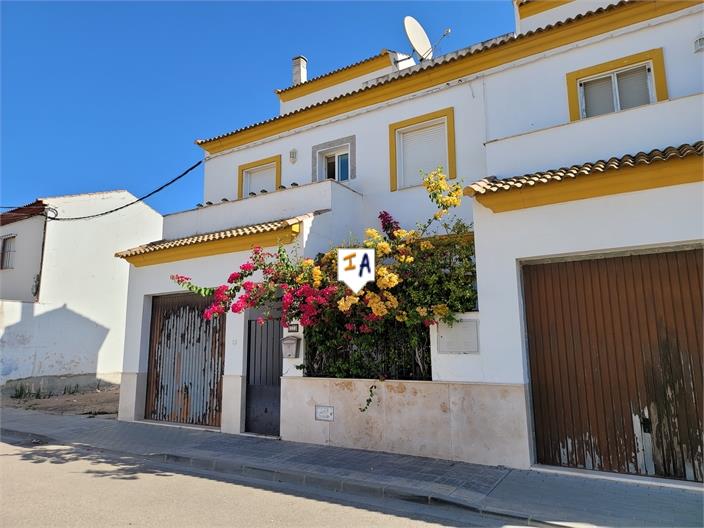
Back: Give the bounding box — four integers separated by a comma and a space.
196, 1, 636, 147
115, 214, 310, 258
465, 141, 703, 196
275, 50, 391, 95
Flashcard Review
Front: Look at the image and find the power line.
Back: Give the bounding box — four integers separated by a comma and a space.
1, 159, 202, 222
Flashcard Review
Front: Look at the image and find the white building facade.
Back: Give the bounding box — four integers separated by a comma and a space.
117, 1, 703, 482
0, 191, 162, 389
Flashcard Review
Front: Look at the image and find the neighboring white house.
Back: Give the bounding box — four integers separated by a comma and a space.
0, 191, 162, 389
117, 0, 703, 483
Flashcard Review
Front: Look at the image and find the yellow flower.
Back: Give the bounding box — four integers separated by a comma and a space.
416, 307, 428, 317
395, 311, 408, 322
420, 240, 434, 251
396, 255, 414, 264
376, 241, 391, 256
365, 291, 388, 317
312, 266, 323, 288
432, 304, 449, 317
302, 258, 315, 267
365, 228, 382, 240
376, 266, 400, 289
434, 209, 448, 220
337, 295, 359, 312
383, 291, 399, 309
295, 273, 305, 284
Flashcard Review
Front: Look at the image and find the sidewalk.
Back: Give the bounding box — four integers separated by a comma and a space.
1, 407, 702, 527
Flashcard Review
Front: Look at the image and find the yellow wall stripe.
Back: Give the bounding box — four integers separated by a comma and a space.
472, 156, 703, 213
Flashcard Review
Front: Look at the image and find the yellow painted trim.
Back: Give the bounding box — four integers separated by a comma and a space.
388, 107, 456, 192
237, 155, 282, 200
198, 1, 698, 155
277, 53, 392, 103
124, 224, 301, 267
566, 48, 669, 121
472, 156, 703, 213
518, 1, 574, 19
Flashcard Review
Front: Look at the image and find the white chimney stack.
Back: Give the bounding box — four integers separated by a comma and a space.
292, 55, 308, 85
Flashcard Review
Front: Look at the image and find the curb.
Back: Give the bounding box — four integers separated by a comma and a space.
1, 427, 563, 526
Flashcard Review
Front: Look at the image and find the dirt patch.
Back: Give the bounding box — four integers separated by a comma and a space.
1, 385, 119, 417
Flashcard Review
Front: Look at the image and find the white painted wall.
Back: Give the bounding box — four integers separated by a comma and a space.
0, 215, 45, 302
0, 192, 163, 384
472, 182, 704, 385
517, 1, 614, 34
280, 63, 397, 115
204, 81, 484, 235
485, 8, 703, 140
486, 94, 704, 178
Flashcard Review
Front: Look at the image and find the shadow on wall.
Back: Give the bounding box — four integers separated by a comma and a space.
0, 302, 109, 386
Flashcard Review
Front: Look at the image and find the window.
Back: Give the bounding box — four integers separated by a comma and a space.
566, 48, 668, 122
237, 155, 282, 199
311, 136, 356, 183
1, 236, 15, 270
580, 64, 653, 118
323, 151, 350, 181
389, 107, 456, 192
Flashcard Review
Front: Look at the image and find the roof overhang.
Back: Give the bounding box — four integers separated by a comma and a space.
275, 50, 393, 103
464, 142, 703, 213
194, 1, 699, 155
0, 200, 46, 226
116, 216, 307, 267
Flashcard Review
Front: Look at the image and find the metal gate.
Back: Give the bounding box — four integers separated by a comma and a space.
145, 293, 225, 427
245, 317, 283, 436
523, 248, 703, 482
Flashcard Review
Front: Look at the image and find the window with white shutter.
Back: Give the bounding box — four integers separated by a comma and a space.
396, 119, 448, 189
579, 63, 654, 119
243, 163, 276, 196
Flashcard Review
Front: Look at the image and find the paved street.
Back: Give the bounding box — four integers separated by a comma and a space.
0, 441, 485, 528
1, 408, 702, 527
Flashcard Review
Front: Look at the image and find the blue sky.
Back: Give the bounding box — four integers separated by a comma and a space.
2, 1, 514, 214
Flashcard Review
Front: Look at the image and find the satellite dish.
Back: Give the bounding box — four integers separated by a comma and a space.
404, 16, 433, 61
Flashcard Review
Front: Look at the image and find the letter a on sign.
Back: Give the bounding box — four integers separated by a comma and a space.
337, 248, 375, 293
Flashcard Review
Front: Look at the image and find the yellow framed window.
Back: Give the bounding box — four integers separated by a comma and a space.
388, 107, 456, 192
566, 48, 668, 121
237, 155, 282, 199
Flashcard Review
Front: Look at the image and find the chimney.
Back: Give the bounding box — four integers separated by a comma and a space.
292, 56, 308, 85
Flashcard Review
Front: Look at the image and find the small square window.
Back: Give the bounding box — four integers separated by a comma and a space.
243, 163, 276, 196
1, 236, 16, 270
311, 136, 356, 183
579, 63, 654, 118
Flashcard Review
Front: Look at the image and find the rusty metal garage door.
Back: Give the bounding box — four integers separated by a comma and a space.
523, 248, 702, 482
145, 293, 225, 427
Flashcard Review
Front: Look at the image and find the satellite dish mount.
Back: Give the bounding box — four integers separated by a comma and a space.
403, 16, 451, 62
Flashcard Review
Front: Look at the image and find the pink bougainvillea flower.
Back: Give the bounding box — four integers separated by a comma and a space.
240, 262, 255, 272
213, 284, 229, 302
227, 271, 241, 283
242, 281, 255, 292
359, 324, 372, 334
170, 274, 191, 285
256, 316, 265, 326
344, 323, 356, 332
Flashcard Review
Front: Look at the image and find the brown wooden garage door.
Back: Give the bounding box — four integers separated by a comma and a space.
523, 248, 703, 482
145, 293, 226, 427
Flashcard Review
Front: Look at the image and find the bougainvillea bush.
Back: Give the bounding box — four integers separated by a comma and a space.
172, 168, 476, 380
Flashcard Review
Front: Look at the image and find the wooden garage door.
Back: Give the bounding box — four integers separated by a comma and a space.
145, 293, 226, 427
523, 248, 702, 482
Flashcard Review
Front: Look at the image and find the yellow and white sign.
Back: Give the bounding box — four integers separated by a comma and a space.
337, 248, 375, 294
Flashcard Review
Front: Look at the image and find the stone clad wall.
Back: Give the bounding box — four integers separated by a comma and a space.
280, 377, 532, 468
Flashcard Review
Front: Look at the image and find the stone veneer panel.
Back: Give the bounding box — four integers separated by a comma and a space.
281, 377, 532, 468
280, 377, 330, 445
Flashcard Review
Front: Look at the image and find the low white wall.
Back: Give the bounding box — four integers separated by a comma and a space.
0, 300, 114, 384
281, 377, 531, 468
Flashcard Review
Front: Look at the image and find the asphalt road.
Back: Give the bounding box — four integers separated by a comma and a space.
0, 441, 508, 527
